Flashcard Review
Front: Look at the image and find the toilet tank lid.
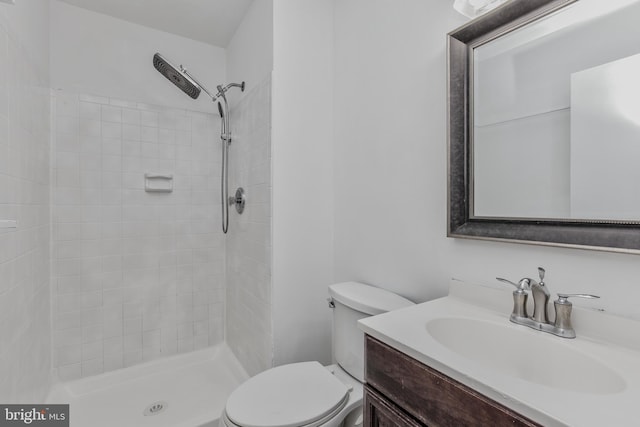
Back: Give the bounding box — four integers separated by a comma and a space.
328, 282, 414, 315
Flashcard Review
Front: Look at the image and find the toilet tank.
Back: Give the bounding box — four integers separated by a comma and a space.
328, 282, 414, 382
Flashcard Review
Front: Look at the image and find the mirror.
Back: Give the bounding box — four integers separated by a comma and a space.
448, 0, 640, 252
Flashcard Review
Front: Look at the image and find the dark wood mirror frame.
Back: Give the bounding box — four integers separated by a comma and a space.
447, 0, 640, 254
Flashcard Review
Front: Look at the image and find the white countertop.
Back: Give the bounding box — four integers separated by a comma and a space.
358, 279, 640, 427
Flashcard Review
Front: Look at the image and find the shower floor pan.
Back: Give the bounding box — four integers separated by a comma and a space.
46, 344, 248, 427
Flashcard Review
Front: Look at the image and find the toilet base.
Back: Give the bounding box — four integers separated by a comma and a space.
341, 407, 363, 427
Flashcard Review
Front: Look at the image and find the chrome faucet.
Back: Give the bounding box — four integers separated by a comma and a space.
497, 267, 599, 339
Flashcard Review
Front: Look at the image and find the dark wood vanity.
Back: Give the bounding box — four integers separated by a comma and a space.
363, 335, 542, 427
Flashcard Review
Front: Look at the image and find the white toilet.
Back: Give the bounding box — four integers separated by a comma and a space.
219, 281, 414, 427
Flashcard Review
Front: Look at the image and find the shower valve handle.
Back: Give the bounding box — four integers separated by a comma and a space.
229, 188, 246, 214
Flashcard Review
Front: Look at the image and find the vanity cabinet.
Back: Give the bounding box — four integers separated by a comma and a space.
363, 335, 541, 427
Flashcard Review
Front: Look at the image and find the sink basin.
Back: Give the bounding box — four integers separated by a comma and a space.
426, 317, 626, 395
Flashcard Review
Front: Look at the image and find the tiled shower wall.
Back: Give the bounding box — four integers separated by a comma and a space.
226, 76, 272, 376
51, 91, 225, 380
0, 3, 51, 402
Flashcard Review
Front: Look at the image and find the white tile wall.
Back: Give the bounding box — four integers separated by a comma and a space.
0, 1, 52, 403
51, 90, 226, 380
226, 76, 272, 376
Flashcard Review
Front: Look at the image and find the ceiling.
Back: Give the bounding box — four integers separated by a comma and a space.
56, 0, 254, 47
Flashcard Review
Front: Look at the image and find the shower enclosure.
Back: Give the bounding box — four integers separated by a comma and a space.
6, 0, 274, 417
48, 73, 272, 427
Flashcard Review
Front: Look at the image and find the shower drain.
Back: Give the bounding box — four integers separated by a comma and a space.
143, 401, 168, 416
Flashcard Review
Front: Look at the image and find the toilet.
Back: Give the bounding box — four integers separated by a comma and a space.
219, 281, 414, 427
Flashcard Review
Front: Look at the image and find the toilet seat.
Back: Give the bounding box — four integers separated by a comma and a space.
223, 361, 351, 427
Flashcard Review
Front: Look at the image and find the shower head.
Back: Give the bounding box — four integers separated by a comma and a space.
153, 53, 201, 100
217, 102, 224, 119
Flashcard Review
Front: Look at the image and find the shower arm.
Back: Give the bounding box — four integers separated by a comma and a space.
220, 82, 245, 92
180, 66, 245, 104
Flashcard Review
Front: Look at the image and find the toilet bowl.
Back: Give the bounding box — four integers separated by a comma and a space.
219, 282, 414, 427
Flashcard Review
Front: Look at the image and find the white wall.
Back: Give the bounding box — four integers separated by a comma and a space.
225, 0, 274, 376
0, 0, 52, 402
333, 0, 640, 326
226, 0, 273, 108
333, 0, 465, 304
49, 0, 225, 113
474, 110, 570, 218
473, 0, 640, 126
570, 54, 640, 220
272, 0, 334, 366
225, 77, 272, 376
472, 1, 640, 220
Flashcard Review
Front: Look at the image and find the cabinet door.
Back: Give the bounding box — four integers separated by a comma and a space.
364, 386, 423, 427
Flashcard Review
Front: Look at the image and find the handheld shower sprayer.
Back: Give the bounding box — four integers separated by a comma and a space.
152, 52, 246, 234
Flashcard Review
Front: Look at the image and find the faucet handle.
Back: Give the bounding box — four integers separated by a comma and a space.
538, 267, 545, 283
553, 293, 600, 338
496, 277, 531, 293
497, 277, 530, 320
556, 293, 600, 304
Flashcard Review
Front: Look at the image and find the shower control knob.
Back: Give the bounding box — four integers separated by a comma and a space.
229, 187, 246, 214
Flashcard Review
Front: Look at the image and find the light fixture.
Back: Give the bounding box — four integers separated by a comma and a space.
453, 0, 509, 18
